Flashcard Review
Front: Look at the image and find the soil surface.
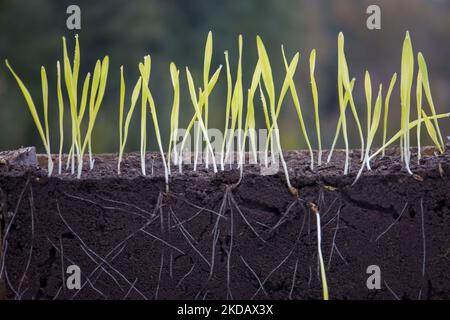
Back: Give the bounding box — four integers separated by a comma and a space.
0, 146, 449, 300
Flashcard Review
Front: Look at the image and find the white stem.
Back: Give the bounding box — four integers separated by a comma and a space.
47, 152, 53, 177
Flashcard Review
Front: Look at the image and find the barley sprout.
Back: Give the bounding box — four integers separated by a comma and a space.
86, 60, 101, 171
417, 52, 445, 152
220, 51, 233, 171
335, 33, 365, 168
416, 70, 423, 162
400, 31, 414, 174
203, 31, 213, 168
259, 83, 271, 167
257, 36, 297, 196
185, 67, 218, 173
328, 78, 355, 163
239, 60, 262, 178
281, 46, 314, 170
139, 56, 150, 175
178, 66, 222, 173
364, 71, 372, 169
370, 112, 450, 161
56, 61, 64, 175
246, 60, 262, 164
422, 110, 444, 154
5, 60, 53, 176
223, 36, 244, 169
354, 84, 383, 184
309, 49, 322, 165
139, 63, 170, 192
264, 51, 299, 167
167, 63, 180, 173
382, 73, 397, 157
236, 36, 245, 169
62, 36, 79, 175
78, 56, 109, 179
118, 66, 125, 173
337, 33, 350, 174
118, 66, 142, 174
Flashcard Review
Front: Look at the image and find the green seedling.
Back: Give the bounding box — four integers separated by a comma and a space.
186, 67, 218, 173
263, 49, 301, 167
62, 35, 109, 178
421, 110, 444, 154
327, 78, 355, 163
382, 73, 397, 157
203, 31, 213, 168
400, 31, 414, 174
220, 51, 233, 170
370, 112, 450, 161
418, 52, 445, 152
309, 49, 322, 165
78, 57, 109, 178
281, 46, 314, 170
139, 58, 170, 192
139, 56, 150, 176
257, 35, 297, 196
336, 33, 350, 174
62, 35, 79, 174
354, 84, 383, 183
332, 32, 366, 174
118, 66, 142, 174
56, 61, 64, 174
238, 60, 262, 181
416, 70, 423, 162
167, 63, 180, 173
5, 61, 54, 176
365, 71, 372, 167
223, 35, 244, 169
178, 65, 222, 173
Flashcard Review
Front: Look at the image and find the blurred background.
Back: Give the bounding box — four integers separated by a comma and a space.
0, 0, 449, 153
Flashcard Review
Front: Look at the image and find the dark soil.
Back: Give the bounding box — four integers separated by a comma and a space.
0, 146, 449, 300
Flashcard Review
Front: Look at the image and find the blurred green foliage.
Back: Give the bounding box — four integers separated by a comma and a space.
1, 0, 449, 153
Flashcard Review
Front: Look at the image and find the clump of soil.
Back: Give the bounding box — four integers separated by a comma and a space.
0, 146, 449, 300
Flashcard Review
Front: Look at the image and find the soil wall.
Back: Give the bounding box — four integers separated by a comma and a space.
0, 147, 449, 300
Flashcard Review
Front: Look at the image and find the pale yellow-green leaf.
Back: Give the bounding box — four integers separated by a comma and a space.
203, 31, 213, 130
259, 83, 271, 131
121, 76, 142, 155
256, 36, 275, 108
5, 60, 48, 152
281, 47, 313, 167
382, 73, 397, 153
421, 110, 444, 154
77, 73, 91, 125
41, 66, 50, 153
56, 61, 64, 163
417, 52, 444, 149
400, 31, 414, 165
365, 71, 372, 134
119, 66, 125, 152
371, 112, 449, 160
368, 85, 383, 147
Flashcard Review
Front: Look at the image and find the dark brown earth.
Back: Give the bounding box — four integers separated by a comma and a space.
0, 146, 449, 300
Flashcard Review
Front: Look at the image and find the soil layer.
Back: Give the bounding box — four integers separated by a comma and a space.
0, 146, 449, 300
